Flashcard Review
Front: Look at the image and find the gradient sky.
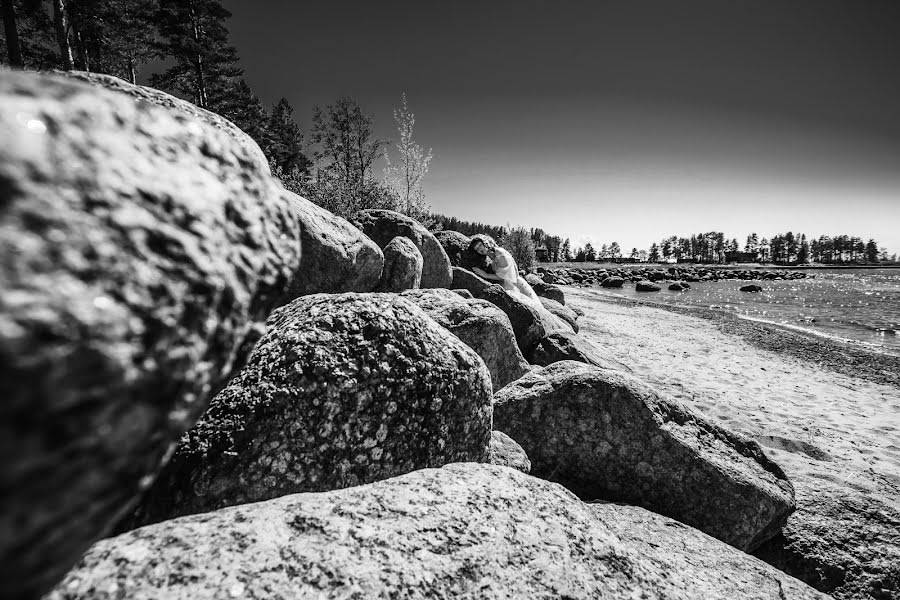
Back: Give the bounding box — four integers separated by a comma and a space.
221, 0, 900, 253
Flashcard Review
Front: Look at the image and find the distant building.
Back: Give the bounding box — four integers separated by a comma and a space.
535, 246, 549, 262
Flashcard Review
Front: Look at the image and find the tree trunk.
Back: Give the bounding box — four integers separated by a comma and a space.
188, 0, 208, 108
1, 0, 24, 68
52, 0, 74, 70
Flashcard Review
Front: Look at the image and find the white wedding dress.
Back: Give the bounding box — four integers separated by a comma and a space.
491, 247, 570, 333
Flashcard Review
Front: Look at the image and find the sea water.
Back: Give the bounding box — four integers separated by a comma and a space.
595, 268, 900, 355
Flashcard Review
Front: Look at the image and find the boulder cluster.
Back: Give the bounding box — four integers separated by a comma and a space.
541, 265, 808, 289
1, 70, 831, 599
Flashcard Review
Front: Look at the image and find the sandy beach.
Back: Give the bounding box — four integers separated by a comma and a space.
565, 285, 900, 597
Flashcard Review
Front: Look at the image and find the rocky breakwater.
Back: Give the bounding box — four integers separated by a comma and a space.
3, 72, 820, 600
0, 70, 303, 599
540, 265, 808, 287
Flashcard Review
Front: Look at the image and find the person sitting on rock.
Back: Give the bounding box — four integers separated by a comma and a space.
470, 234, 543, 306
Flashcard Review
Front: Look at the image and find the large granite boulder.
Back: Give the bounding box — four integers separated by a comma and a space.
451, 267, 546, 354
539, 296, 578, 332
526, 273, 566, 304
528, 330, 630, 372
636, 280, 662, 292
60, 71, 271, 175
377, 236, 422, 292
753, 477, 900, 600
485, 431, 532, 473
433, 229, 491, 271
122, 293, 492, 530
280, 190, 382, 296
493, 361, 796, 551
601, 276, 625, 288
400, 289, 529, 390
353, 209, 452, 288
0, 70, 301, 599
49, 464, 827, 600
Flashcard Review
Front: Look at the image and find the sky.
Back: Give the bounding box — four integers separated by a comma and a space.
221, 0, 900, 254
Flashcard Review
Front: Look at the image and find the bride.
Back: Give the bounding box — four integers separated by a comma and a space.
469, 235, 542, 304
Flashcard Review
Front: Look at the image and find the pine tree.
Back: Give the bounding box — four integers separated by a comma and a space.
260, 97, 311, 175
153, 0, 242, 110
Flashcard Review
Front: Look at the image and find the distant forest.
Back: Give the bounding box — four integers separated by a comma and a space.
2, 1, 893, 267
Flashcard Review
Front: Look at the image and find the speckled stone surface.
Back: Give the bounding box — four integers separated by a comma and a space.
493, 361, 796, 551
48, 464, 826, 600
352, 209, 452, 288
58, 71, 271, 175
280, 189, 383, 297
123, 293, 492, 530
378, 236, 423, 292
400, 288, 529, 390
451, 267, 547, 355
486, 431, 531, 473
0, 70, 301, 600
589, 501, 830, 600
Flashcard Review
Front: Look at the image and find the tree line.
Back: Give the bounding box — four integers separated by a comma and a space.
1, 0, 432, 220
642, 232, 891, 265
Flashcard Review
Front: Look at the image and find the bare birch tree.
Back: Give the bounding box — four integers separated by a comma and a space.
383, 93, 433, 220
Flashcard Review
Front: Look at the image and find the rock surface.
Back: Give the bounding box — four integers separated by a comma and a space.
636, 280, 662, 292
377, 236, 422, 292
601, 276, 625, 288
353, 209, 452, 288
493, 361, 796, 551
485, 431, 532, 473
59, 71, 271, 175
753, 477, 900, 600
400, 289, 529, 390
49, 464, 826, 600
122, 293, 492, 530
433, 229, 491, 271
0, 70, 301, 599
528, 331, 630, 372
589, 501, 829, 600
526, 273, 566, 304
451, 268, 546, 354
539, 296, 578, 332
281, 190, 382, 297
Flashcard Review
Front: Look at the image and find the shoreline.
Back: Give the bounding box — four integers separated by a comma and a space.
564, 285, 900, 389
544, 262, 900, 271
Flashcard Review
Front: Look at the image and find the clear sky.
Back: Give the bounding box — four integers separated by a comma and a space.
221, 0, 900, 254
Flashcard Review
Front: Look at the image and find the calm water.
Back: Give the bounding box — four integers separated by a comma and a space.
594, 268, 900, 355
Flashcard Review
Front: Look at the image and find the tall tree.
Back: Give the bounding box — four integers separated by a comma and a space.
153, 0, 241, 109
383, 93, 433, 219
261, 97, 310, 175
311, 96, 386, 188
1, 0, 24, 67
51, 0, 73, 69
